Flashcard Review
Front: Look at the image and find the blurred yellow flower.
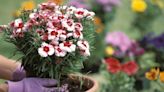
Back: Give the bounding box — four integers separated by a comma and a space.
94, 17, 101, 25
48, 0, 64, 5
145, 68, 159, 80
13, 9, 21, 17
96, 27, 103, 33
131, 0, 147, 12
159, 72, 164, 82
105, 46, 115, 56
94, 17, 104, 33
21, 0, 35, 11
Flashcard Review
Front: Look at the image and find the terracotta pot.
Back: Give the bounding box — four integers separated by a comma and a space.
69, 74, 99, 92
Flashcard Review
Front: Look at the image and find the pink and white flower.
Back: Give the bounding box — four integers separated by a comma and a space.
29, 13, 38, 19
73, 30, 83, 39
57, 14, 68, 21
74, 8, 87, 19
41, 34, 48, 41
55, 10, 62, 15
77, 40, 89, 50
47, 28, 60, 40
27, 18, 40, 26
50, 40, 59, 46
47, 20, 59, 28
66, 6, 76, 14
86, 11, 95, 20
23, 22, 33, 31
36, 29, 44, 35
12, 29, 24, 37
74, 22, 83, 31
66, 33, 73, 38
59, 30, 67, 41
77, 40, 90, 56
11, 18, 24, 29
38, 2, 56, 10
55, 46, 67, 57
62, 19, 75, 31
60, 41, 76, 52
38, 2, 48, 10
48, 15, 60, 22
38, 42, 55, 57
80, 49, 90, 56
39, 10, 53, 19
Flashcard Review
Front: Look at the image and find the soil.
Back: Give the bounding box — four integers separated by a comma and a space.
60, 75, 91, 92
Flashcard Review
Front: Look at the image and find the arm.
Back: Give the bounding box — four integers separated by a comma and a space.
0, 55, 20, 80
0, 84, 8, 92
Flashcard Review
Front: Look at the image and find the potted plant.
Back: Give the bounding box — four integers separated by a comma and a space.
0, 2, 98, 92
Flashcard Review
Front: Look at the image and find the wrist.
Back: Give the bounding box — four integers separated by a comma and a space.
0, 84, 8, 92
8, 81, 23, 92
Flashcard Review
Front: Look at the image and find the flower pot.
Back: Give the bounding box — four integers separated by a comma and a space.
68, 74, 99, 92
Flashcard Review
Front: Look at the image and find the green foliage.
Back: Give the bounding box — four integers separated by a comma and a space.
100, 70, 135, 92
132, 0, 162, 33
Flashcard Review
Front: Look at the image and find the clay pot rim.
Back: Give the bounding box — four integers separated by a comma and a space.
69, 74, 99, 92
85, 75, 98, 92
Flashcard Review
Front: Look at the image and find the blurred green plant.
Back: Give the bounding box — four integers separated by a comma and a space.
100, 70, 135, 92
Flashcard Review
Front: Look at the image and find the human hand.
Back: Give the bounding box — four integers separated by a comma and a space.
8, 78, 68, 92
0, 55, 24, 81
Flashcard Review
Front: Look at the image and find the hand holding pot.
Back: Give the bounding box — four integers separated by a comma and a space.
8, 78, 59, 92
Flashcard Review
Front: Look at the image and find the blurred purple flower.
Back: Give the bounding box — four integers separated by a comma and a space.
96, 0, 120, 12
96, 0, 121, 6
68, 0, 90, 9
104, 5, 112, 12
128, 41, 145, 56
96, 0, 111, 5
140, 33, 164, 49
149, 33, 164, 49
105, 31, 144, 57
105, 31, 132, 53
109, 0, 121, 6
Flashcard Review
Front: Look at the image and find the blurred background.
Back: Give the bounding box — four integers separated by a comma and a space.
0, 0, 164, 92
